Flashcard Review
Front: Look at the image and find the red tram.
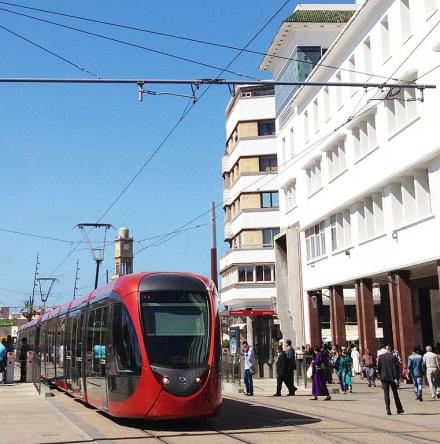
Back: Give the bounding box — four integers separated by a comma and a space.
18, 272, 222, 419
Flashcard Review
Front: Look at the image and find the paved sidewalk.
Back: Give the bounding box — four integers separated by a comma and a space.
0, 382, 91, 444
0, 374, 439, 443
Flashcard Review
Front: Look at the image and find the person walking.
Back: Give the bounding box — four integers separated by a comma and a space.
273, 344, 293, 396
0, 339, 6, 383
351, 346, 361, 377
423, 346, 439, 399
19, 337, 30, 382
407, 346, 424, 401
377, 346, 404, 415
242, 341, 255, 396
310, 347, 331, 401
285, 339, 297, 395
336, 347, 352, 394
361, 348, 377, 387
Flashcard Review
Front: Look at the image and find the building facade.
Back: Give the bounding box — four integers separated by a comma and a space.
220, 85, 280, 370
261, 0, 440, 364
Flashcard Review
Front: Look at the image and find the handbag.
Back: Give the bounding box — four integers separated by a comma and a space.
306, 364, 313, 379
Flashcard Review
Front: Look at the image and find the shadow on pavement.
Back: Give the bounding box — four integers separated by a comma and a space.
112, 398, 320, 433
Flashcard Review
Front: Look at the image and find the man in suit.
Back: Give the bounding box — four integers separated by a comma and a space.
285, 339, 297, 395
377, 345, 404, 415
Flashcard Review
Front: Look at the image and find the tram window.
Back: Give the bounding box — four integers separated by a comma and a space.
140, 291, 210, 368
112, 304, 141, 375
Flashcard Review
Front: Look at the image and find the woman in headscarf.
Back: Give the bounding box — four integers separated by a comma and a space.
310, 346, 331, 401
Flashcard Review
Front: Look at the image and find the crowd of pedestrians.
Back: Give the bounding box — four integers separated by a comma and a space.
250, 340, 440, 415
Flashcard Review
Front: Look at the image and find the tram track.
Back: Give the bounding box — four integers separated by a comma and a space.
141, 426, 257, 444
225, 394, 437, 444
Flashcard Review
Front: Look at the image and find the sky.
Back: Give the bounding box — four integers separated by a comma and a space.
0, 0, 355, 309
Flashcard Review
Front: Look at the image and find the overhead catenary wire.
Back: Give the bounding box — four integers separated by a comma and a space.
45, 0, 292, 286
0, 24, 101, 78
0, 0, 405, 82
0, 6, 257, 80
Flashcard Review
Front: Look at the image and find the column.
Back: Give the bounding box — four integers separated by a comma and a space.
355, 279, 377, 355
330, 285, 346, 347
437, 260, 440, 290
308, 291, 321, 347
380, 285, 393, 347
246, 316, 254, 346
389, 270, 415, 366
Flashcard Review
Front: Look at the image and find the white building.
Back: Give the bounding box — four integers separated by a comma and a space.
220, 85, 280, 365
261, 0, 440, 364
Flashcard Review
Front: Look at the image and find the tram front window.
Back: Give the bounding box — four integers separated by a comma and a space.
140, 291, 210, 368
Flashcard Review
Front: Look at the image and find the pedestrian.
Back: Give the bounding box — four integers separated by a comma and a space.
407, 346, 424, 401
242, 341, 255, 396
361, 348, 377, 387
285, 339, 297, 394
5, 335, 15, 353
19, 337, 30, 382
336, 346, 352, 394
377, 345, 404, 415
310, 346, 331, 401
0, 339, 6, 383
273, 344, 294, 396
351, 345, 361, 377
423, 346, 439, 399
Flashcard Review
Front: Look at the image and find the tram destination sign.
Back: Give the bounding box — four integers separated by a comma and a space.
0, 319, 17, 327
228, 309, 275, 317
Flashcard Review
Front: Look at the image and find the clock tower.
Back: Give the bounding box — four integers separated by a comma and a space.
112, 226, 133, 280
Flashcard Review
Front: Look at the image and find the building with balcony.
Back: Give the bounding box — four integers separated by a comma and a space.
220, 85, 280, 371
261, 0, 440, 364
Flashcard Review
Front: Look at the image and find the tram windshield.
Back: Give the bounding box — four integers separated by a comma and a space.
140, 291, 210, 368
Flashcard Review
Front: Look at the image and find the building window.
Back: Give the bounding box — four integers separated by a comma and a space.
289, 127, 295, 157
352, 113, 377, 161
399, 170, 431, 226
259, 155, 277, 172
357, 193, 384, 242
256, 265, 272, 282
323, 87, 330, 121
305, 222, 326, 261
263, 227, 280, 246
381, 17, 391, 61
330, 211, 352, 251
313, 99, 319, 133
304, 110, 310, 142
261, 191, 279, 208
386, 83, 417, 134
284, 180, 296, 212
363, 37, 372, 75
306, 157, 322, 195
257, 120, 275, 136
336, 72, 343, 109
327, 139, 346, 180
348, 55, 356, 95
400, 0, 411, 41
238, 266, 254, 282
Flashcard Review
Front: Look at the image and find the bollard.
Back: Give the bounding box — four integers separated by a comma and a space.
5, 351, 15, 383
26, 351, 34, 383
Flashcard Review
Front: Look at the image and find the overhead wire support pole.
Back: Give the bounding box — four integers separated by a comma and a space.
0, 78, 435, 90
75, 223, 114, 290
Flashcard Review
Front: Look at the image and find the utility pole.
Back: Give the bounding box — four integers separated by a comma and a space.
73, 259, 80, 299
25, 254, 40, 321
210, 202, 218, 289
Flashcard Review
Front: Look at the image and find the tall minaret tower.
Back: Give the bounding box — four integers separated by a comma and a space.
112, 226, 134, 280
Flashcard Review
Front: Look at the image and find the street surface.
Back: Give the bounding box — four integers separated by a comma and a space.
1, 377, 439, 443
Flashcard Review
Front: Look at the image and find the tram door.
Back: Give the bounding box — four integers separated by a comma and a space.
70, 310, 85, 397
85, 305, 109, 410
65, 316, 74, 390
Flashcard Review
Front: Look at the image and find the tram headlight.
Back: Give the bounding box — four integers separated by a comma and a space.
195, 377, 202, 384
162, 377, 170, 385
